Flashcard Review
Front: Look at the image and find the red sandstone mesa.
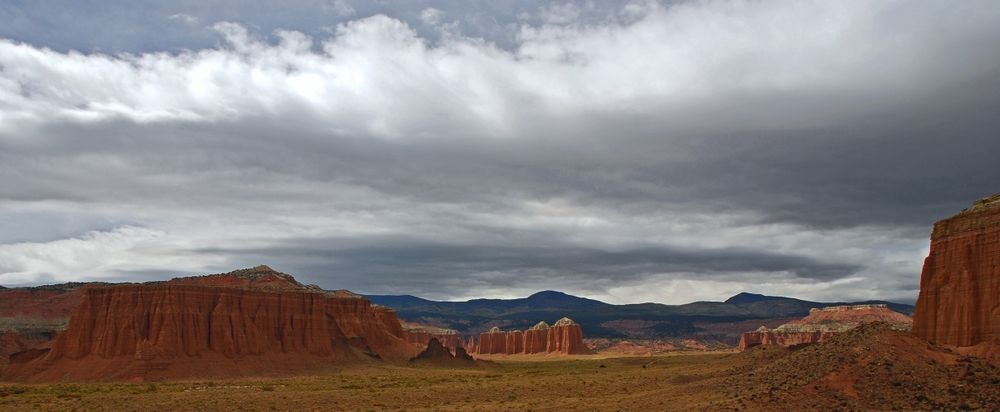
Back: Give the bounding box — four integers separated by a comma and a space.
738, 304, 912, 351
475, 317, 592, 355
913, 194, 1000, 347
1, 266, 421, 382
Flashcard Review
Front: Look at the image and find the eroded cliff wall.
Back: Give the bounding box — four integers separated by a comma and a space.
474, 318, 592, 355
913, 194, 1000, 346
3, 284, 418, 382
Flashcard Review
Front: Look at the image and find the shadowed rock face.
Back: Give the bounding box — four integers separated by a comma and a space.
475, 317, 592, 355
913, 194, 1000, 347
410, 338, 452, 360
408, 338, 478, 367
1, 268, 421, 382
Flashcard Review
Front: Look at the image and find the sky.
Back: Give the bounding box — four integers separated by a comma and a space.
1, 0, 999, 304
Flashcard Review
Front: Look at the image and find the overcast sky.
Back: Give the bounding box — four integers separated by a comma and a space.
1, 0, 998, 304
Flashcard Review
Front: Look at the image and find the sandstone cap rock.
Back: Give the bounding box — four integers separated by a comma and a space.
530, 321, 550, 330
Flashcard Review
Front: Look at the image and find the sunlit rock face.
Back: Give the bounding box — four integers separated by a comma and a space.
1, 267, 420, 382
913, 194, 1000, 347
474, 317, 592, 355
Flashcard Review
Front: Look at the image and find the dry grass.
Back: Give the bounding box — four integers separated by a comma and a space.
0, 353, 740, 411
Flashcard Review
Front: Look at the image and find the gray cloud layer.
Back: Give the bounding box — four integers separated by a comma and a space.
1, 1, 998, 304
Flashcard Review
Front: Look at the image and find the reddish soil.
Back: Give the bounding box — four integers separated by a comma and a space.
721, 323, 1000, 410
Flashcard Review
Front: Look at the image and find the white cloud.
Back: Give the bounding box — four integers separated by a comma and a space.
1, 2, 995, 139
0, 0, 997, 302
0, 227, 166, 284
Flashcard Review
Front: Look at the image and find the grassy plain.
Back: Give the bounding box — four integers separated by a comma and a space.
0, 353, 742, 411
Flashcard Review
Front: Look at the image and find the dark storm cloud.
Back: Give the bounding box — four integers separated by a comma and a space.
0, 0, 998, 303
193, 237, 861, 297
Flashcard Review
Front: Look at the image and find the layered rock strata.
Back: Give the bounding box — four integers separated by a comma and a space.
2, 269, 421, 382
913, 194, 1000, 347
474, 318, 591, 355
739, 304, 912, 351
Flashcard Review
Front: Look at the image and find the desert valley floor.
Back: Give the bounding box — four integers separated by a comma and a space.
3, 323, 1000, 411
0, 352, 791, 411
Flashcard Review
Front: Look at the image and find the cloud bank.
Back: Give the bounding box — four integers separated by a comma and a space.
1, 0, 999, 303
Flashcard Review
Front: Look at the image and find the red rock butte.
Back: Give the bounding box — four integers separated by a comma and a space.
1, 266, 422, 382
473, 317, 592, 355
913, 194, 1000, 347
738, 304, 912, 351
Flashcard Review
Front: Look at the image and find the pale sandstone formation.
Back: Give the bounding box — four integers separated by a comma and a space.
913, 194, 1000, 347
738, 304, 912, 351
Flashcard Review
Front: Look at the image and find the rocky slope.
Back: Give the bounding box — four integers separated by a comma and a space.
738, 304, 912, 351
723, 323, 1000, 410
913, 193, 1000, 347
473, 317, 592, 355
1, 267, 420, 382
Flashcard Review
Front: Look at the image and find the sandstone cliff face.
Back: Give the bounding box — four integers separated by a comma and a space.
0, 284, 91, 367
913, 194, 1000, 347
2, 283, 419, 382
475, 318, 592, 355
476, 326, 507, 354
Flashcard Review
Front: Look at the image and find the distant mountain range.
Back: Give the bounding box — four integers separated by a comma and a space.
367, 291, 914, 344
